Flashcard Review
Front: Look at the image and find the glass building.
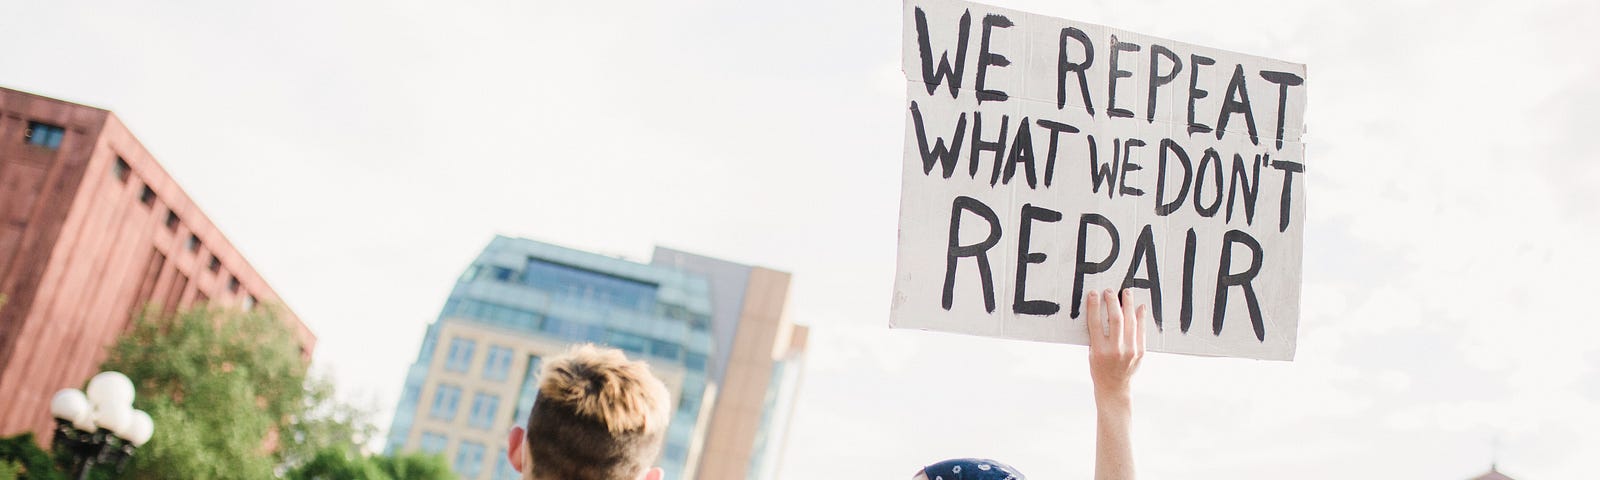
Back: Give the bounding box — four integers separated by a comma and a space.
386, 236, 807, 480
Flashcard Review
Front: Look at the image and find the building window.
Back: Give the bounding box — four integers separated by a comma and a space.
454, 441, 485, 477
489, 266, 516, 282
185, 234, 201, 252
133, 250, 167, 311
523, 257, 659, 311
444, 338, 476, 373
165, 211, 180, 231
227, 276, 240, 293
23, 121, 65, 149
685, 352, 707, 371
468, 393, 500, 430
493, 448, 519, 480
430, 385, 462, 420
419, 432, 448, 455
163, 272, 189, 315
242, 295, 256, 311
483, 346, 514, 381
112, 157, 131, 183
139, 185, 156, 206
512, 355, 543, 427
208, 255, 222, 273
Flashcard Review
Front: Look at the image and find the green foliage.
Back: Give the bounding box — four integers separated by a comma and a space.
279, 374, 379, 468
0, 434, 64, 480
373, 453, 454, 480
100, 306, 306, 480
97, 305, 456, 480
285, 448, 389, 480
283, 448, 453, 480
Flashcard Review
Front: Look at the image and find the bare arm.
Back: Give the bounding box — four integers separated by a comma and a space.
1085, 289, 1145, 480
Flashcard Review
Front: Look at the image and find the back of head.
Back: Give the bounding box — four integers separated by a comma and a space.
526, 344, 671, 480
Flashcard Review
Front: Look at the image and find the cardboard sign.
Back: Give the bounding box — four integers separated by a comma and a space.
890, 0, 1307, 360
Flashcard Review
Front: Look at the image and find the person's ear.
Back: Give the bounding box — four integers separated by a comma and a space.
507, 426, 527, 472
637, 466, 663, 480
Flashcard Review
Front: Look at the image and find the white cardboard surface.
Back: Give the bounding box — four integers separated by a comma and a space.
891, 0, 1307, 360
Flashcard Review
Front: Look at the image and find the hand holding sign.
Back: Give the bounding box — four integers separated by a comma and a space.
1086, 289, 1145, 399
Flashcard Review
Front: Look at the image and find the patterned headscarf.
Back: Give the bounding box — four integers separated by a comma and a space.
921, 458, 1026, 480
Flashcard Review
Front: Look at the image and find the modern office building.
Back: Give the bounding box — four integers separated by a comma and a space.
386, 235, 807, 480
0, 87, 315, 438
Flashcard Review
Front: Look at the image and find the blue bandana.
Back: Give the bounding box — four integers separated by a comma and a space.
921, 458, 1025, 480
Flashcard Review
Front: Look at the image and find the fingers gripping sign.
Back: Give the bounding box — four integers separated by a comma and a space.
1087, 288, 1146, 397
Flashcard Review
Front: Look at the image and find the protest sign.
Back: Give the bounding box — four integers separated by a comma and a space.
890, 0, 1307, 360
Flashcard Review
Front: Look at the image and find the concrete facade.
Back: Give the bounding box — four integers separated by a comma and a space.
0, 87, 313, 438
650, 249, 809, 480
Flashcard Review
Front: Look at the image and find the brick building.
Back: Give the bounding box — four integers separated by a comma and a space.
0, 87, 314, 437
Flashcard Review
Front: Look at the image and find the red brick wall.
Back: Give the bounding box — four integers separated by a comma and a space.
0, 88, 315, 438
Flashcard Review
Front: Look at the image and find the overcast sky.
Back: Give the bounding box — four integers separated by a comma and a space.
4, 0, 1598, 478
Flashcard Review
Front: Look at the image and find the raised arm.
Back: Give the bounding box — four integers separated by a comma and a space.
1084, 288, 1146, 480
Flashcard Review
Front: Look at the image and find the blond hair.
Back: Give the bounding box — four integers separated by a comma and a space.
526, 344, 671, 480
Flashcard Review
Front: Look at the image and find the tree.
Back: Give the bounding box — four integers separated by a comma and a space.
100, 306, 306, 480
99, 305, 456, 480
284, 448, 452, 480
0, 433, 64, 480
372, 453, 454, 480
279, 374, 379, 468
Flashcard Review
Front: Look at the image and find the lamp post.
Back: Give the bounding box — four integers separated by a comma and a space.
49, 371, 154, 480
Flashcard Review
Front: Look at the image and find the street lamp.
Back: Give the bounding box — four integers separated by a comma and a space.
50, 371, 155, 479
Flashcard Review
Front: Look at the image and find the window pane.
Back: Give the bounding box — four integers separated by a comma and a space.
456, 442, 485, 476
431, 385, 460, 420
25, 122, 65, 149
420, 432, 448, 454
112, 157, 130, 182
446, 338, 476, 372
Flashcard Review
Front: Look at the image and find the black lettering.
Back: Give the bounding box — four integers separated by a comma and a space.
1035, 119, 1079, 187
1106, 36, 1140, 118
944, 196, 1004, 312
1215, 64, 1260, 145
1154, 139, 1192, 215
1271, 160, 1304, 232
969, 111, 1010, 186
1057, 27, 1095, 115
1179, 228, 1197, 333
1146, 44, 1183, 123
910, 101, 968, 178
975, 14, 1014, 103
1259, 71, 1304, 150
1071, 213, 1120, 319
1193, 147, 1223, 217
1003, 117, 1037, 188
1014, 204, 1063, 315
1186, 54, 1215, 134
1118, 138, 1146, 197
1225, 153, 1262, 225
1088, 136, 1119, 197
1120, 225, 1163, 330
1213, 229, 1265, 341
915, 7, 972, 98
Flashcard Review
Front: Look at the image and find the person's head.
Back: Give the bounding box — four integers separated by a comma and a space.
506, 344, 672, 480
913, 458, 1026, 480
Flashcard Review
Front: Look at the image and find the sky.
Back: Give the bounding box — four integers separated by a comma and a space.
3, 0, 1598, 478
